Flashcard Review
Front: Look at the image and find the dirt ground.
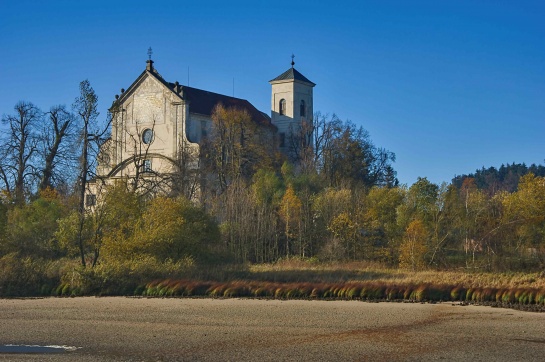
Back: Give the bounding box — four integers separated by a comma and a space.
0, 297, 544, 361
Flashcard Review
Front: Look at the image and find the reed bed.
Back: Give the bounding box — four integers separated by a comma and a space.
126, 260, 545, 309
135, 278, 545, 309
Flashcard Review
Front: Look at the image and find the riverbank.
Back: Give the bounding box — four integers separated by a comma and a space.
1, 297, 544, 361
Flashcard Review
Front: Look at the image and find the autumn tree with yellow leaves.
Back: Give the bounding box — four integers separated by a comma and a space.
279, 185, 302, 257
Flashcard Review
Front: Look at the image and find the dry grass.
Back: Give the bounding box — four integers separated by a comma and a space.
135, 260, 545, 309
248, 259, 545, 289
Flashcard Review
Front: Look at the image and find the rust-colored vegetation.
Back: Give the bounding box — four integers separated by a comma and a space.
134, 277, 545, 310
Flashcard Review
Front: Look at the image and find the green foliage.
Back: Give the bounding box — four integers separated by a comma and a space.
102, 196, 220, 264
252, 169, 283, 206
0, 196, 8, 249
55, 256, 195, 296
397, 177, 439, 228
3, 191, 68, 258
0, 253, 66, 297
361, 186, 404, 262
55, 211, 88, 258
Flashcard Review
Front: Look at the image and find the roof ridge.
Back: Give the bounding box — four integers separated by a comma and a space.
178, 84, 250, 102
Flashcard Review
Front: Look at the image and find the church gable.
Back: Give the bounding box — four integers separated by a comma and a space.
127, 75, 167, 125
104, 68, 190, 180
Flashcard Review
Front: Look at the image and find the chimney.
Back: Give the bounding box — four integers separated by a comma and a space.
146, 59, 154, 72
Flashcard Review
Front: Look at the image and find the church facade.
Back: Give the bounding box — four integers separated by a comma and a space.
88, 57, 315, 204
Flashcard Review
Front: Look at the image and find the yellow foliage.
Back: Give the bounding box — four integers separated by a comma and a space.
279, 185, 302, 239
500, 174, 545, 249
328, 212, 357, 242
312, 188, 352, 226
280, 186, 302, 220
399, 219, 428, 270
38, 187, 60, 201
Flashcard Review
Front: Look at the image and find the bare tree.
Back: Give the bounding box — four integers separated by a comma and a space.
294, 113, 398, 188
286, 118, 315, 173
202, 104, 275, 194
0, 101, 41, 203
38, 105, 77, 191
171, 138, 201, 201
73, 80, 111, 267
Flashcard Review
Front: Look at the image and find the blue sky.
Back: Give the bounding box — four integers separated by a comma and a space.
1, 0, 543, 186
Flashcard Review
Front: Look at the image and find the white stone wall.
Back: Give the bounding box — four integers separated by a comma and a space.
98, 73, 199, 179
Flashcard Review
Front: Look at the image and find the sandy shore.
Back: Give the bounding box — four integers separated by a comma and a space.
0, 297, 544, 361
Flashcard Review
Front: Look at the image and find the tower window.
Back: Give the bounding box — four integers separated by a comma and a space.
300, 100, 306, 117
279, 99, 286, 116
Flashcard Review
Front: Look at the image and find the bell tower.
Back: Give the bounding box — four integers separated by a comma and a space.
269, 56, 315, 152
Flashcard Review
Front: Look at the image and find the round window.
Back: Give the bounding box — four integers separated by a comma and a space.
142, 129, 154, 144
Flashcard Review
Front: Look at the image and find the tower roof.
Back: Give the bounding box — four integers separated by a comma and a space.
269, 67, 315, 86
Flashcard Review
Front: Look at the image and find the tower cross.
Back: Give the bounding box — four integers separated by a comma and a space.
147, 47, 153, 61
291, 54, 295, 67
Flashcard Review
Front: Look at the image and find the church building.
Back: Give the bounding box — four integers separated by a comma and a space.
89, 55, 315, 203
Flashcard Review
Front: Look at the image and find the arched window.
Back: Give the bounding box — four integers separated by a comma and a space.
279, 99, 286, 116
300, 100, 306, 117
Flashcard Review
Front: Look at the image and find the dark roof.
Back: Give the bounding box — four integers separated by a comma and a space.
112, 64, 273, 128
269, 67, 315, 86
172, 83, 272, 127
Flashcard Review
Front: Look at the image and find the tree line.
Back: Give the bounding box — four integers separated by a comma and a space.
452, 163, 545, 194
0, 81, 544, 277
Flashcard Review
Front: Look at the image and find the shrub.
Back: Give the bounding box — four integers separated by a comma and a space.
0, 254, 62, 297
385, 286, 401, 300
209, 284, 227, 297
81, 256, 194, 296
403, 286, 414, 300
367, 284, 385, 300
536, 290, 545, 305
274, 287, 285, 299
501, 289, 515, 303
310, 286, 325, 298
347, 285, 362, 299
480, 288, 496, 302
252, 287, 266, 297
103, 197, 221, 265
451, 286, 466, 301
427, 285, 450, 301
